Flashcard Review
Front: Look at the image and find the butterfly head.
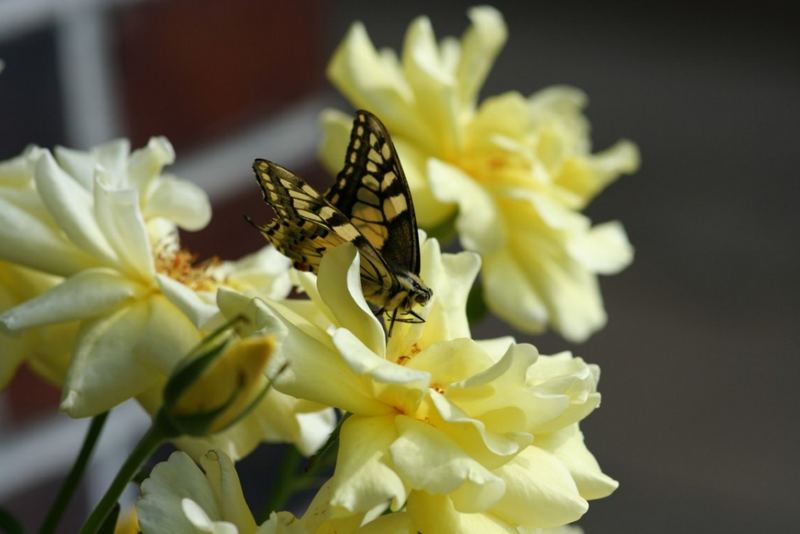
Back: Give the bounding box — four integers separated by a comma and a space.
395, 271, 433, 312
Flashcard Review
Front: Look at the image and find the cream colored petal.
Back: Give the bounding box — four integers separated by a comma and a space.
318, 244, 385, 356
327, 22, 426, 142
0, 149, 37, 187
136, 294, 202, 374
0, 269, 140, 331
61, 300, 158, 416
215, 288, 287, 341
219, 246, 292, 299
94, 179, 155, 278
528, 86, 589, 143
456, 6, 507, 109
53, 146, 96, 190
0, 270, 29, 386
26, 322, 77, 386
469, 91, 531, 144
406, 492, 515, 534
401, 16, 461, 155
182, 500, 239, 534
428, 158, 501, 253
504, 226, 607, 342
329, 415, 407, 514
270, 311, 387, 416
157, 274, 219, 328
474, 336, 515, 362
199, 450, 257, 532
390, 415, 505, 510
386, 239, 477, 354
318, 109, 353, 176
176, 388, 334, 461
0, 196, 96, 276
292, 407, 338, 456
294, 479, 365, 534
92, 139, 131, 187
332, 328, 428, 415
557, 140, 639, 207
35, 151, 117, 264
420, 243, 479, 343
145, 176, 212, 231
566, 220, 633, 275
391, 138, 455, 228
256, 511, 305, 534
491, 445, 588, 528
526, 354, 601, 433
409, 338, 493, 393
535, 426, 618, 500
138, 451, 224, 534
482, 249, 548, 334
428, 388, 530, 470
128, 136, 175, 192
357, 511, 415, 534
446, 342, 570, 436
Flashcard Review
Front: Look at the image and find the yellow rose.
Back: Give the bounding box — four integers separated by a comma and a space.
320, 7, 639, 342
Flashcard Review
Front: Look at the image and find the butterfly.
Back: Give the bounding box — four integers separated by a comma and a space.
249, 109, 432, 334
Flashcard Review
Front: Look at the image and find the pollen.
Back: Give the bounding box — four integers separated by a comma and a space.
394, 342, 422, 365
155, 248, 220, 292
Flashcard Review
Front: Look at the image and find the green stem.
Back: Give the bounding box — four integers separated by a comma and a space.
80, 425, 165, 534
260, 446, 303, 521
39, 412, 109, 534
0, 506, 24, 534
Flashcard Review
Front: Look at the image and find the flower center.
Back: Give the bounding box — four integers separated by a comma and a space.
155, 248, 220, 292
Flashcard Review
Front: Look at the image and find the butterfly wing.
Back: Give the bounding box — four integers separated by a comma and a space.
324, 110, 421, 275
253, 159, 394, 297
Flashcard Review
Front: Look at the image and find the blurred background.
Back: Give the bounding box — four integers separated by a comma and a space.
1, 0, 797, 532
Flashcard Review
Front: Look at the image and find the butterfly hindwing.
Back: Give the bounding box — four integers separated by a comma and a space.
253, 159, 392, 294
324, 110, 421, 275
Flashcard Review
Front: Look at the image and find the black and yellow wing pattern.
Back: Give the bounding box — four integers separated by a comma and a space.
324, 110, 420, 275
251, 109, 431, 325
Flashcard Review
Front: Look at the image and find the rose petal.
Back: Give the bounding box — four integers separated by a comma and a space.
456, 6, 507, 109
138, 451, 224, 534
145, 176, 211, 232
94, 179, 155, 277
428, 159, 500, 254
329, 415, 407, 513
407, 492, 516, 534
318, 244, 385, 356
566, 221, 633, 275
0, 196, 96, 276
61, 300, 158, 416
34, 151, 117, 264
390, 415, 505, 510
157, 275, 218, 328
492, 446, 588, 528
198, 450, 257, 532
127, 136, 175, 192
0, 269, 141, 331
332, 328, 429, 415
535, 425, 618, 500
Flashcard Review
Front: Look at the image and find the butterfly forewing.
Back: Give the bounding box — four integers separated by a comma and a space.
324, 111, 421, 275
252, 159, 392, 294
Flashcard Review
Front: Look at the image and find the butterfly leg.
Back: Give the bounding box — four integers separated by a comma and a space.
387, 308, 399, 338
406, 309, 425, 323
